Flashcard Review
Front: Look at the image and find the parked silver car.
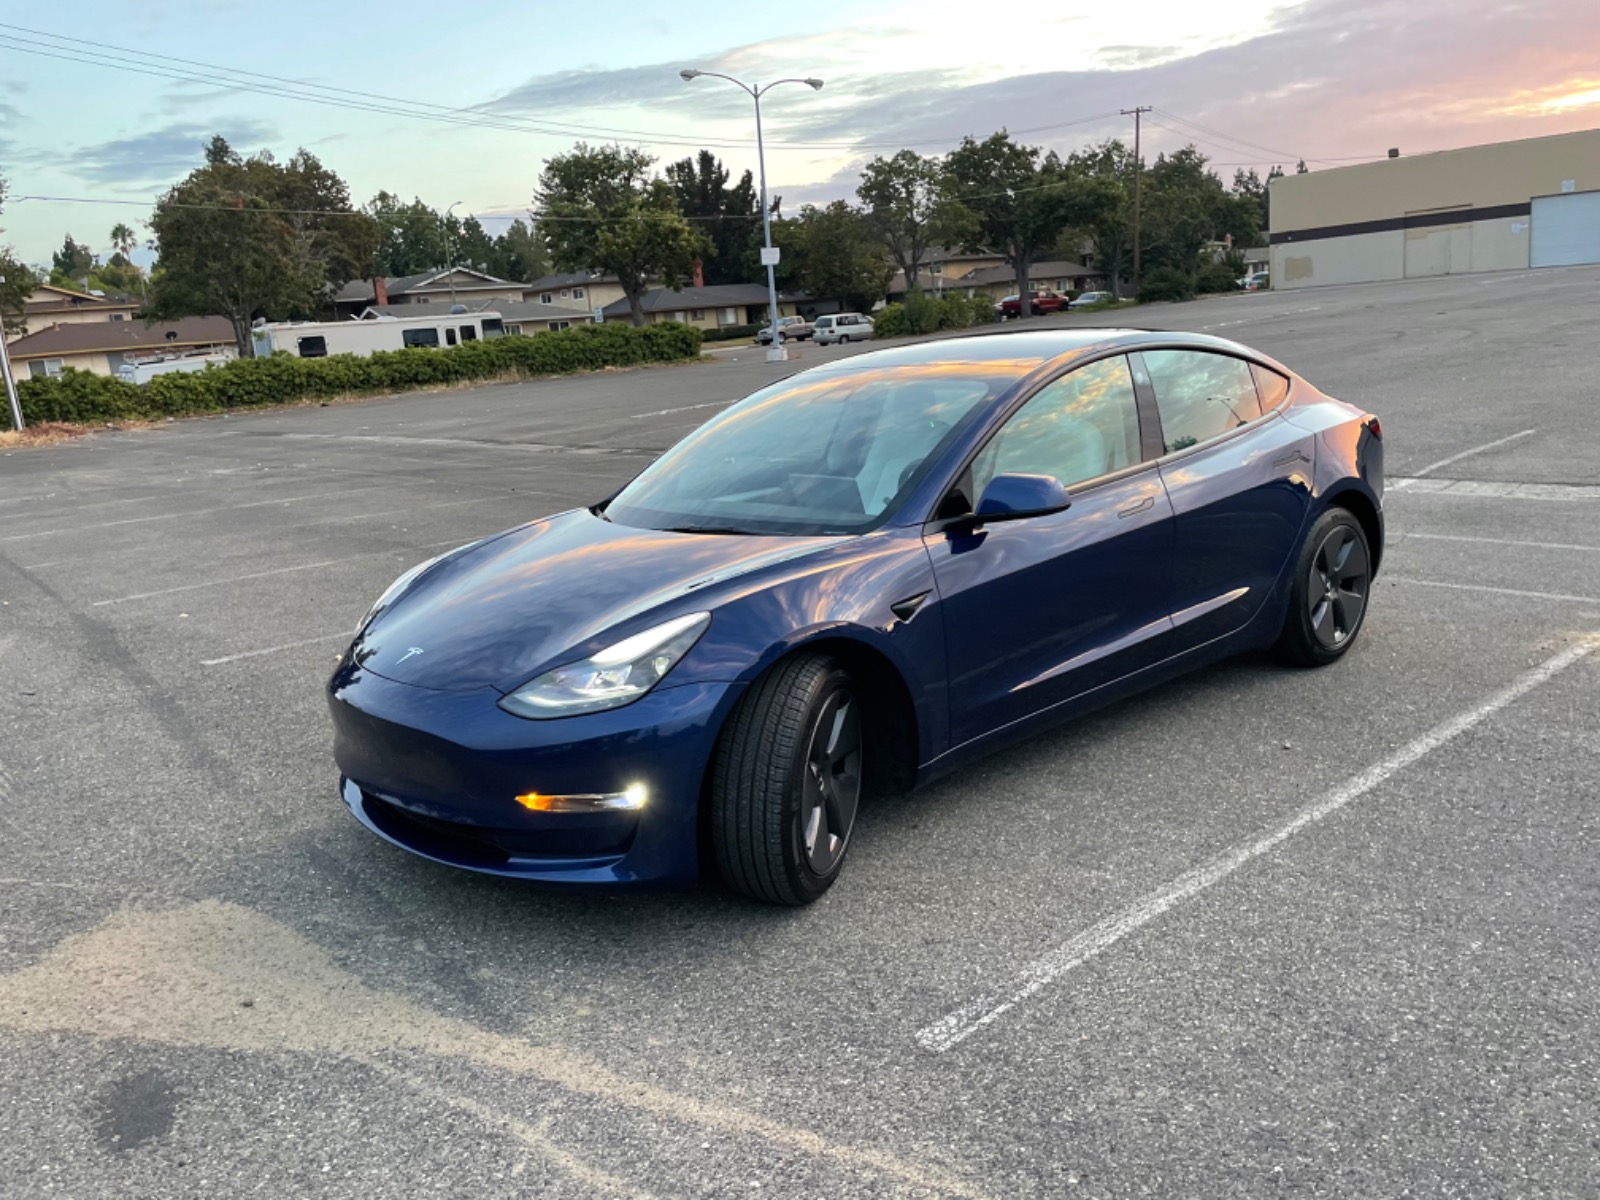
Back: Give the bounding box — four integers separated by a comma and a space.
813, 312, 875, 345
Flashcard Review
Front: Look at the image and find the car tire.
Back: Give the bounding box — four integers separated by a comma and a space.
711, 655, 863, 905
1275, 507, 1372, 667
839, 335, 850, 344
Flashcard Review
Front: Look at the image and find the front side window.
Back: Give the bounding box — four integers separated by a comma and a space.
297, 335, 328, 358
459, 325, 477, 342
970, 355, 1142, 499
445, 327, 458, 346
1144, 350, 1263, 453
605, 365, 1029, 535
402, 328, 440, 348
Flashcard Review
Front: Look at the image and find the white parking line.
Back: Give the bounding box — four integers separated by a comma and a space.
200, 633, 350, 666
0, 485, 393, 543
1393, 429, 1536, 486
1198, 305, 1321, 331
1388, 578, 1600, 605
97, 537, 473, 606
915, 636, 1599, 1053
1388, 477, 1600, 501
1400, 532, 1600, 554
629, 400, 732, 420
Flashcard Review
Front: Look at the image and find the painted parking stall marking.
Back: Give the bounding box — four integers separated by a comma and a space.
915, 635, 1600, 1053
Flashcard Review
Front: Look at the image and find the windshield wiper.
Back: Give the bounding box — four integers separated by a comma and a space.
661, 524, 745, 535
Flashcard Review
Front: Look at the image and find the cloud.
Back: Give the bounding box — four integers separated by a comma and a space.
54, 119, 279, 187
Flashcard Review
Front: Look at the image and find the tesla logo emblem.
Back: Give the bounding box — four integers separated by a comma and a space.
396, 647, 425, 665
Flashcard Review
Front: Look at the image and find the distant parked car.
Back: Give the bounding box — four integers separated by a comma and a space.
1067, 291, 1114, 310
998, 290, 1068, 318
813, 313, 874, 344
757, 315, 813, 345
1238, 272, 1270, 291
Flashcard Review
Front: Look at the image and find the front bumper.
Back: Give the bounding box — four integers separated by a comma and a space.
328, 661, 741, 887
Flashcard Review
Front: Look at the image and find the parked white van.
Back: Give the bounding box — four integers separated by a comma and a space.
813, 313, 874, 345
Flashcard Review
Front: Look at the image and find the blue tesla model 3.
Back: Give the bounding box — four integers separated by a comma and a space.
329, 329, 1383, 904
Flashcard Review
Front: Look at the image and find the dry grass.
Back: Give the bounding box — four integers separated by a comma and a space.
0, 421, 94, 449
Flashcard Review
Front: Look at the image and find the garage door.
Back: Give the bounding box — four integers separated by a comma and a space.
1531, 191, 1600, 267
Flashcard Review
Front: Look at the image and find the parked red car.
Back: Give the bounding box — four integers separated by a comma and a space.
997, 290, 1068, 318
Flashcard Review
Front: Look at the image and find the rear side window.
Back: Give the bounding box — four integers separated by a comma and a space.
402, 328, 440, 348
1251, 362, 1290, 411
1144, 350, 1263, 453
971, 355, 1142, 495
459, 325, 477, 342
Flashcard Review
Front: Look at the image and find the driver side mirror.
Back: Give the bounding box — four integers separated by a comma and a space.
972, 473, 1072, 523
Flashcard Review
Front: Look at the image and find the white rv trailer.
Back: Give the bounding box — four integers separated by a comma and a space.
251, 311, 505, 359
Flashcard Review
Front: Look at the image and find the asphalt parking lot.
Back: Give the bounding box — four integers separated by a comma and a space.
2, 266, 1599, 1198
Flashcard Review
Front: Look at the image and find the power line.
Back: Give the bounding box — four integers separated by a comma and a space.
0, 23, 1124, 154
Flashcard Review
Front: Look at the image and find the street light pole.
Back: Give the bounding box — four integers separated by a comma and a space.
681, 69, 823, 363
443, 200, 463, 308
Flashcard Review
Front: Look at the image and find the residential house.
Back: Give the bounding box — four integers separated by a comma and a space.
960, 260, 1108, 303
332, 268, 532, 318
884, 248, 1008, 302
525, 271, 627, 314
362, 300, 593, 336
599, 284, 806, 330
7, 284, 141, 343
6, 316, 235, 378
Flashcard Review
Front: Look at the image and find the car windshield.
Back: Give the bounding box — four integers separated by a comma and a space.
603, 365, 1025, 535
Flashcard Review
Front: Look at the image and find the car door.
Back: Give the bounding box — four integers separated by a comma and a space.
1141, 349, 1314, 652
926, 354, 1175, 747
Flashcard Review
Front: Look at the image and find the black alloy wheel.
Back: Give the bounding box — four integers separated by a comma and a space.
710, 655, 863, 905
1277, 507, 1372, 666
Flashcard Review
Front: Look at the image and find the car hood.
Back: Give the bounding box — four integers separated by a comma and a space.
353, 509, 843, 692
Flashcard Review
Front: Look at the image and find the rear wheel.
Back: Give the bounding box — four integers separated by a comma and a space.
711, 655, 862, 905
838, 334, 850, 344
1276, 508, 1372, 666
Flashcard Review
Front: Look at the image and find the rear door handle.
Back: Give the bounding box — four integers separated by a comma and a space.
1118, 496, 1155, 518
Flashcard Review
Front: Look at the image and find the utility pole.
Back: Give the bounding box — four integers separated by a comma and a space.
0, 275, 22, 432
1121, 107, 1151, 299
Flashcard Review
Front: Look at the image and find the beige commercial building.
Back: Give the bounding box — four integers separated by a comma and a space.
1269, 127, 1600, 289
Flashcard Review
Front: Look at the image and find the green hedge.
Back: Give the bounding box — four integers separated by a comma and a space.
1137, 267, 1197, 304
873, 292, 997, 339
4, 321, 703, 430
701, 323, 762, 343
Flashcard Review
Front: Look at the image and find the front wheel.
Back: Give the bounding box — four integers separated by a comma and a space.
710, 655, 863, 905
1276, 508, 1372, 666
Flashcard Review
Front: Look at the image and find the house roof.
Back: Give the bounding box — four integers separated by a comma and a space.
962, 260, 1098, 287
335, 268, 528, 303
363, 301, 591, 323
527, 271, 618, 290
6, 316, 235, 359
599, 283, 806, 317
24, 285, 141, 314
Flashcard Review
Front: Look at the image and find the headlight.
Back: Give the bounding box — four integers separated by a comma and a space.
357, 539, 483, 633
498, 612, 711, 719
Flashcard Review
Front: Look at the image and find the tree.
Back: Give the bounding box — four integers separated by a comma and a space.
148, 135, 374, 355
770, 201, 893, 313
452, 215, 497, 273
490, 218, 550, 283
366, 192, 447, 277
537, 143, 710, 327
943, 133, 1083, 319
665, 150, 759, 286
109, 222, 138, 261
51, 234, 97, 287
0, 174, 38, 338
1140, 147, 1260, 277
1066, 139, 1136, 294
856, 150, 945, 292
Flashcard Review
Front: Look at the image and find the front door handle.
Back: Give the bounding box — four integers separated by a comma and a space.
1272, 448, 1311, 468
1118, 495, 1155, 518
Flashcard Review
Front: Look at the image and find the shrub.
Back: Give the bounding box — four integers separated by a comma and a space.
1196, 263, 1241, 295
3, 322, 703, 431
900, 289, 944, 336
1137, 267, 1196, 304
701, 323, 762, 343
870, 303, 910, 339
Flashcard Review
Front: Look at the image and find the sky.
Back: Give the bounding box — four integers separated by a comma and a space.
2, 0, 1599, 266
